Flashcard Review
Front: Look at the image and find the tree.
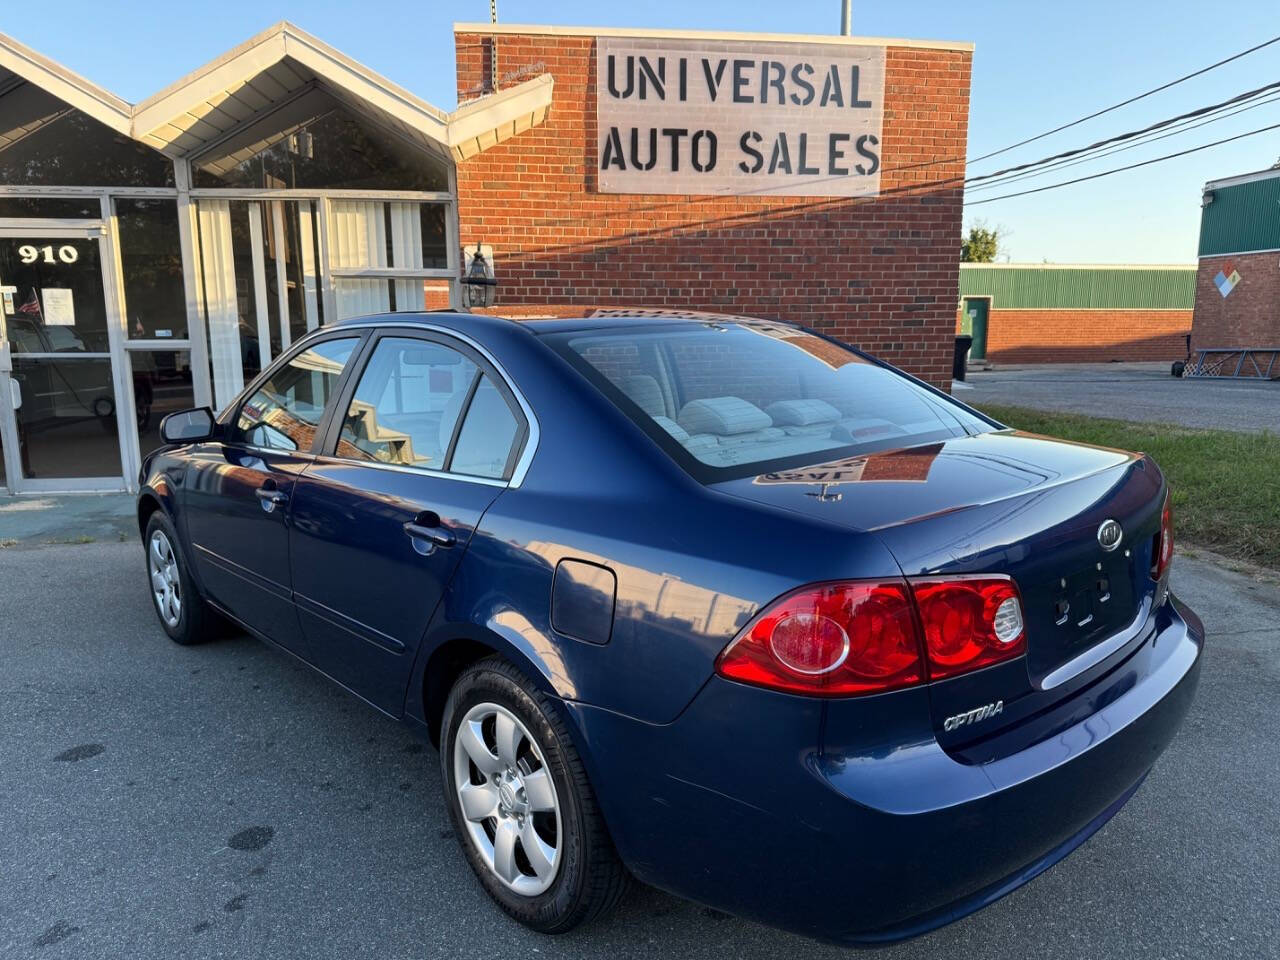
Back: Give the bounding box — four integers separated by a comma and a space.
961, 223, 1004, 262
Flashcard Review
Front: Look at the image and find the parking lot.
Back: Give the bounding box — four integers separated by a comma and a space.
1, 538, 1278, 960
958, 362, 1280, 432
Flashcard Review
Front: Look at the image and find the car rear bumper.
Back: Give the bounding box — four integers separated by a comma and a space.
566, 593, 1203, 944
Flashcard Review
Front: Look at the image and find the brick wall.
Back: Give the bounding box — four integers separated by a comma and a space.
1192, 251, 1280, 351
956, 308, 1193, 363
453, 29, 972, 388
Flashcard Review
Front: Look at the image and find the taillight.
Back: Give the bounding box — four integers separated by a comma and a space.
910, 576, 1026, 681
714, 581, 923, 696
1151, 492, 1173, 580
715, 575, 1027, 697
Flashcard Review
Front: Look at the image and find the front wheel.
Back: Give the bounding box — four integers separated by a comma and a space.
440, 658, 628, 933
143, 511, 218, 645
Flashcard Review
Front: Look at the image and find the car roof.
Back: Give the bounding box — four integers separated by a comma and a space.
330, 308, 798, 337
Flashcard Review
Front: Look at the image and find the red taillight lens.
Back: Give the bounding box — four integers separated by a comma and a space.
715, 575, 1029, 696
910, 576, 1026, 681
1151, 492, 1174, 580
715, 581, 924, 696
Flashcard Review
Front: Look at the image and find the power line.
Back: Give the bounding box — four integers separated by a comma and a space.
967, 86, 1280, 193
966, 79, 1280, 185
966, 120, 1280, 205
969, 34, 1280, 164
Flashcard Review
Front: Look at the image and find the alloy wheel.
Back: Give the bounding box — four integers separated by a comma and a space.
148, 530, 182, 628
453, 702, 562, 896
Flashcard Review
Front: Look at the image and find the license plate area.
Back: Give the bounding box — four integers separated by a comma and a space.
1051, 560, 1128, 646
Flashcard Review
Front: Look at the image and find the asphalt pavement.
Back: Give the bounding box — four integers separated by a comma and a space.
956, 362, 1280, 432
1, 540, 1277, 960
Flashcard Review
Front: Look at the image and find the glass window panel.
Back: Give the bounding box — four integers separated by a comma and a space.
116, 199, 187, 340
11, 356, 121, 478
450, 375, 519, 479
130, 350, 195, 459
552, 324, 988, 478
191, 96, 448, 191
0, 197, 100, 219
336, 337, 477, 469
419, 204, 447, 269
0, 83, 173, 187
0, 236, 109, 352
232, 337, 358, 451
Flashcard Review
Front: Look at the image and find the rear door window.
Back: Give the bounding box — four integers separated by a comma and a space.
233, 337, 359, 451
449, 375, 520, 479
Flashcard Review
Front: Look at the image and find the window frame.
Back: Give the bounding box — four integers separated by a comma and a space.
315, 326, 530, 485
218, 329, 370, 455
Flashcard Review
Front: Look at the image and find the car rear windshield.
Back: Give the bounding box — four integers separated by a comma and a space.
547, 321, 993, 481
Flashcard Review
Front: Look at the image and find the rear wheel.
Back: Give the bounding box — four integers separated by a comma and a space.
440, 657, 627, 932
143, 511, 217, 645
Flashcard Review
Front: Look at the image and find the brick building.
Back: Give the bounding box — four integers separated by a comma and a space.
453, 23, 973, 388
957, 264, 1195, 364
1192, 167, 1280, 358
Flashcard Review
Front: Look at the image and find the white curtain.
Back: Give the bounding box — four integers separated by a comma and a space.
297, 202, 323, 331
195, 200, 244, 410
329, 200, 390, 321
389, 202, 426, 311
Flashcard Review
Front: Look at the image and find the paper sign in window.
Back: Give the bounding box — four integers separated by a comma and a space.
42, 288, 76, 327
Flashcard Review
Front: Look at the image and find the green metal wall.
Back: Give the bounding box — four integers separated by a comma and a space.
1198, 174, 1280, 256
959, 266, 1195, 309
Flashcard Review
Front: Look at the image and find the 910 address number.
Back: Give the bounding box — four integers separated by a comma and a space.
18, 244, 79, 265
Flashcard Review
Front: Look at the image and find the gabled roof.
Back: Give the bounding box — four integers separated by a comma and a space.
130, 22, 455, 160
0, 30, 132, 134
0, 22, 552, 166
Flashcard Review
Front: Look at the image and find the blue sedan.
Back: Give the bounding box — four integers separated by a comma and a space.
137, 310, 1201, 944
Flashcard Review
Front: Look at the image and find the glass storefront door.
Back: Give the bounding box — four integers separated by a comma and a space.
0, 226, 126, 492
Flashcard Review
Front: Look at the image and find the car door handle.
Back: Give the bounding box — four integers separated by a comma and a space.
254, 485, 288, 512
403, 513, 456, 549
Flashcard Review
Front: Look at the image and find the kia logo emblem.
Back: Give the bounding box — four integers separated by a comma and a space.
1097, 519, 1123, 551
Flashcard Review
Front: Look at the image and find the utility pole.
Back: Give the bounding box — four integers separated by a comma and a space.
840, 0, 851, 35
489, 0, 499, 92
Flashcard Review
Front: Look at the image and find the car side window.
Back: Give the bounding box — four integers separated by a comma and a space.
233, 337, 359, 451
336, 337, 478, 471
449, 374, 520, 479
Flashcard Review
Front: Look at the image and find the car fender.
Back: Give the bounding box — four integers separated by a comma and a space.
136, 455, 207, 595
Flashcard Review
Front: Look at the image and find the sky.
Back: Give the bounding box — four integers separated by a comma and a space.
5, 0, 1280, 264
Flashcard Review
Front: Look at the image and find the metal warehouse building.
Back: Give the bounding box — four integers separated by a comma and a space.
0, 21, 974, 495
1191, 166, 1280, 378
958, 263, 1195, 364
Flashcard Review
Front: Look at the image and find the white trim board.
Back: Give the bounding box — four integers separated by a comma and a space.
1203, 167, 1280, 192
1197, 248, 1280, 260
0, 30, 131, 134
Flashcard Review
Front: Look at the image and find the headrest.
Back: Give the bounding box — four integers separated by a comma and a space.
621, 375, 666, 418
678, 397, 772, 436
765, 398, 842, 426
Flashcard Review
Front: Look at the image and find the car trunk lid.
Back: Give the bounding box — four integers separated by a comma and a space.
709, 431, 1166, 750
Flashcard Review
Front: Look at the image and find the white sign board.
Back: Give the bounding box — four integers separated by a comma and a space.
596, 37, 885, 198
41, 288, 75, 327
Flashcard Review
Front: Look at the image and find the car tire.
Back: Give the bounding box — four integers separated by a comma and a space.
440, 657, 628, 933
143, 511, 218, 645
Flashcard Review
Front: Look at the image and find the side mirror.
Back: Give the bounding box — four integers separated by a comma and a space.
160, 407, 216, 444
